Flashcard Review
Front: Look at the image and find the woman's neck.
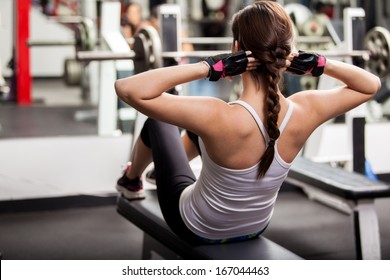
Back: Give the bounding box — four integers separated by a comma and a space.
240, 72, 263, 102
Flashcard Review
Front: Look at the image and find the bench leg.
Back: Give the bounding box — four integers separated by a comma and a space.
353, 199, 381, 260
142, 232, 180, 260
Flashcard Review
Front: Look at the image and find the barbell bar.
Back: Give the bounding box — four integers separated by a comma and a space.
27, 40, 76, 47
75, 25, 390, 78
181, 36, 333, 45
76, 48, 369, 62
125, 35, 333, 46
46, 16, 84, 24
162, 50, 370, 59
77, 50, 136, 61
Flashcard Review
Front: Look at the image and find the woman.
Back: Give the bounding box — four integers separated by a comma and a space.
123, 2, 143, 39
115, 1, 380, 244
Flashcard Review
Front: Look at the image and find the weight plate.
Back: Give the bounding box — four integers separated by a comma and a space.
81, 18, 97, 51
301, 15, 326, 37
64, 58, 82, 86
138, 26, 163, 69
364, 26, 390, 78
133, 33, 151, 74
74, 23, 86, 51
284, 3, 313, 31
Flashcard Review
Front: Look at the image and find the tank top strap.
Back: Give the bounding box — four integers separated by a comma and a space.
229, 100, 270, 143
230, 99, 294, 140
278, 99, 294, 133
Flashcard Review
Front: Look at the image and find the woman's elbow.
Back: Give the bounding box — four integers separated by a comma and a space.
115, 79, 129, 103
368, 74, 382, 96
373, 75, 382, 94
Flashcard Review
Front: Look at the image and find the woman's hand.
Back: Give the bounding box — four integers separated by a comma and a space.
283, 52, 299, 71
245, 51, 260, 71
204, 50, 259, 81
286, 51, 327, 76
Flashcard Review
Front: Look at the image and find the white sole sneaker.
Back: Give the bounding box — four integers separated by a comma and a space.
116, 184, 145, 200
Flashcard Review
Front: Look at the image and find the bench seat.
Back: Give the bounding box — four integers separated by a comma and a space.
117, 190, 303, 260
288, 157, 390, 200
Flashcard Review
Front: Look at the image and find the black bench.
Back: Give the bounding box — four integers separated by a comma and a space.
117, 190, 303, 260
286, 156, 390, 260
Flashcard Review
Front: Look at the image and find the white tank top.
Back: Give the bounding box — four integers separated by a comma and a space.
179, 100, 294, 240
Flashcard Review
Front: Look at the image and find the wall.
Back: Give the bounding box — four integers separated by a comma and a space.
0, 1, 75, 78
0, 0, 13, 77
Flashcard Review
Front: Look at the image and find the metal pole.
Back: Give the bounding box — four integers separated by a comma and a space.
16, 0, 31, 105
76, 49, 370, 62
27, 40, 76, 47
352, 117, 366, 175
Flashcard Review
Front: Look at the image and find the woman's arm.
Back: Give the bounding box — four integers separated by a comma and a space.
116, 60, 237, 139
115, 62, 221, 136
115, 51, 257, 107
291, 58, 381, 125
115, 62, 210, 105
115, 52, 257, 136
324, 59, 381, 96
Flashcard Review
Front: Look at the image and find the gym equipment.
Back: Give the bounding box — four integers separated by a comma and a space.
63, 58, 83, 86
64, 17, 96, 86
132, 26, 163, 73
301, 14, 327, 37
184, 36, 333, 45
74, 17, 97, 52
285, 3, 341, 48
300, 14, 342, 46
76, 25, 390, 79
117, 189, 303, 260
284, 3, 313, 31
181, 37, 233, 45
364, 26, 390, 78
28, 17, 97, 87
286, 157, 390, 260
27, 17, 96, 51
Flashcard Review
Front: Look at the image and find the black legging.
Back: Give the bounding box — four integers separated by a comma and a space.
140, 118, 202, 244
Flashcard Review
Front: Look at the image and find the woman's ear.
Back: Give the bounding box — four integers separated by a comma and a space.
233, 40, 239, 52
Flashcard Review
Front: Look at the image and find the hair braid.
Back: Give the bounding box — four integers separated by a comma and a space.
258, 69, 281, 178
231, 1, 294, 178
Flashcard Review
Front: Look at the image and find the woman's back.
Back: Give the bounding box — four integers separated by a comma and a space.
201, 90, 301, 171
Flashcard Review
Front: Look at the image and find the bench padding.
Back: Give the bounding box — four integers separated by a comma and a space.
117, 190, 303, 260
289, 157, 390, 200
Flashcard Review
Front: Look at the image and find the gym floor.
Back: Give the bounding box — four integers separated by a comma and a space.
0, 79, 389, 260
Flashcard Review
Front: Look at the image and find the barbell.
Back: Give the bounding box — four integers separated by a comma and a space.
75, 25, 390, 78
27, 17, 97, 86
67, 17, 97, 86
27, 17, 97, 51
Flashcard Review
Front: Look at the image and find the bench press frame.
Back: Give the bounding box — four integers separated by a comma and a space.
286, 156, 390, 260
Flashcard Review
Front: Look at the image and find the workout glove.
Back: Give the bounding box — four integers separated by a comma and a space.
287, 50, 326, 77
204, 50, 249, 81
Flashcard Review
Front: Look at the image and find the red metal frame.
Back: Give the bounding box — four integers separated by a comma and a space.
16, 0, 31, 105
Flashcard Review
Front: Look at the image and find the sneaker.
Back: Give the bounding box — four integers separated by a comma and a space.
116, 163, 145, 200
145, 169, 156, 185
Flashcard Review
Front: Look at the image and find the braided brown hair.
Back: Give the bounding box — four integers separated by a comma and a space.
232, 1, 293, 177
